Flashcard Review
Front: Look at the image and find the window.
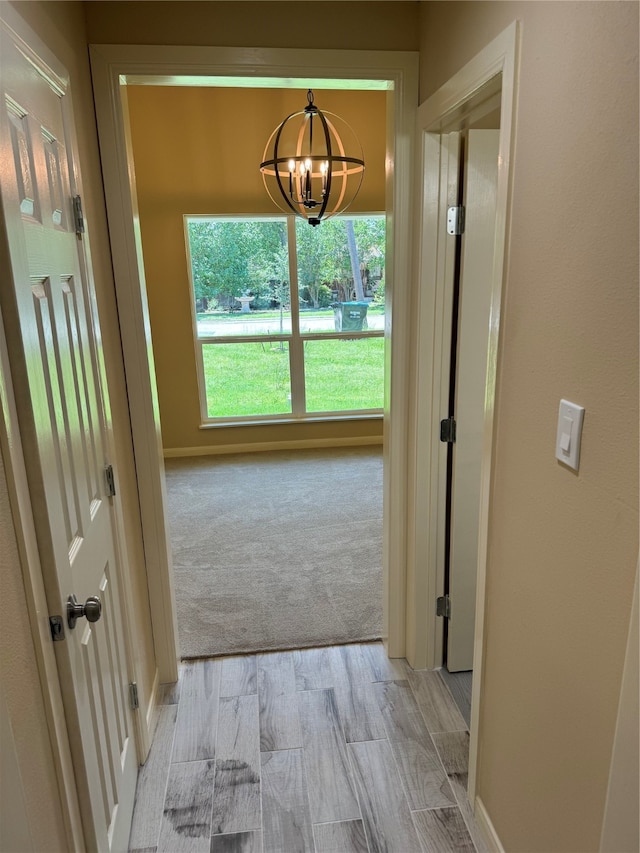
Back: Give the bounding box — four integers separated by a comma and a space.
185, 214, 385, 423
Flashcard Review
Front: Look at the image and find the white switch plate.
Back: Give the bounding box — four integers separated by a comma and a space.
555, 399, 585, 471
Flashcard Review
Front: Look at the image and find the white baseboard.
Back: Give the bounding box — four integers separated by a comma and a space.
163, 436, 383, 458
475, 797, 505, 853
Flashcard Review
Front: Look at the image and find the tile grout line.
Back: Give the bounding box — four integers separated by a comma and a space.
341, 647, 408, 853
344, 738, 374, 853
312, 816, 371, 827
299, 700, 318, 853
404, 669, 467, 821
291, 655, 317, 853
329, 683, 370, 848
371, 679, 421, 816
425, 749, 480, 853
335, 647, 373, 853
369, 678, 437, 853
400, 668, 468, 853
408, 669, 480, 853
255, 682, 264, 852
409, 810, 430, 853
343, 646, 406, 853
207, 660, 222, 841
409, 804, 466, 814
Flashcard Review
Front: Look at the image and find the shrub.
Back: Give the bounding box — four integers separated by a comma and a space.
317, 285, 333, 307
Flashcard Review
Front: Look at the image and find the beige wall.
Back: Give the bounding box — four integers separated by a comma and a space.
0, 681, 34, 852
126, 85, 386, 452
85, 0, 420, 51
419, 2, 639, 851
0, 456, 67, 851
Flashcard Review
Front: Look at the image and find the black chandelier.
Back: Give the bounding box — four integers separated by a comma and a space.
259, 90, 365, 227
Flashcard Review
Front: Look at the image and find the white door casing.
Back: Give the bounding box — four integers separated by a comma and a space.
447, 129, 500, 673
411, 21, 518, 806
0, 21, 138, 851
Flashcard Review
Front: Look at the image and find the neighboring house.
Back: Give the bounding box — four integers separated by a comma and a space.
0, 2, 637, 852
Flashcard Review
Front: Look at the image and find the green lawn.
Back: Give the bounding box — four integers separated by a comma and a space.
304, 338, 384, 413
202, 337, 384, 418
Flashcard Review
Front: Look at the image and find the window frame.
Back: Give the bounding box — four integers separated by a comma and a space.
184, 212, 385, 426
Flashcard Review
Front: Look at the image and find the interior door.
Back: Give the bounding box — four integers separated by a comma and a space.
0, 20, 138, 851
447, 129, 500, 672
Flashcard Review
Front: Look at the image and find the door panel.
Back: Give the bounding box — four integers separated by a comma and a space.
0, 21, 137, 851
447, 130, 500, 673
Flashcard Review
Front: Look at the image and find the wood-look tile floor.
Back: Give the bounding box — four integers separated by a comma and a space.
128, 643, 485, 853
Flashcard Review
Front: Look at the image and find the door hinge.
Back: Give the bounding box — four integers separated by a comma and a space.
49, 614, 65, 642
436, 595, 451, 619
440, 417, 457, 443
104, 464, 116, 497
73, 194, 85, 236
129, 682, 139, 710
447, 205, 465, 236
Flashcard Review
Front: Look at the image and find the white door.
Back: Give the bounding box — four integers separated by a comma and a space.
0, 20, 137, 851
447, 130, 500, 672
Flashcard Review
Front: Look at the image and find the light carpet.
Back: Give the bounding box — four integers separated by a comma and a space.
164, 446, 383, 659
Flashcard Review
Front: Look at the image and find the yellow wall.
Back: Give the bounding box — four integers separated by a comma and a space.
126, 86, 387, 452
419, 2, 639, 850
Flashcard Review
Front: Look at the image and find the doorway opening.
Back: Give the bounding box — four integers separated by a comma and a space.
122, 81, 387, 659
90, 46, 418, 678
441, 121, 501, 725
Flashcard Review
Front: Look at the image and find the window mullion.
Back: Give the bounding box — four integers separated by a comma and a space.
287, 215, 306, 415
196, 340, 208, 421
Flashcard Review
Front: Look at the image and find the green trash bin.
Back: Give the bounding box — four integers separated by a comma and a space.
333, 301, 368, 332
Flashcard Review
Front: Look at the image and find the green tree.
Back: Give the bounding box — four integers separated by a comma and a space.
187, 219, 288, 309
250, 223, 290, 310
262, 242, 291, 336
187, 215, 385, 311
353, 217, 386, 300
295, 218, 347, 308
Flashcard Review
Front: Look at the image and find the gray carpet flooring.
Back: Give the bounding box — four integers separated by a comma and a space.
165, 447, 383, 658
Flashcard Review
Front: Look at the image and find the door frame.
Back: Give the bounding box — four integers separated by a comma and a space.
89, 44, 419, 677
406, 22, 518, 806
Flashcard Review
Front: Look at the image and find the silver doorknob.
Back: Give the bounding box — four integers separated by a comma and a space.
67, 594, 102, 629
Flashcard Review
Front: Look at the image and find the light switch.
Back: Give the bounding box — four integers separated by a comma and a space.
559, 416, 572, 452
555, 399, 585, 471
